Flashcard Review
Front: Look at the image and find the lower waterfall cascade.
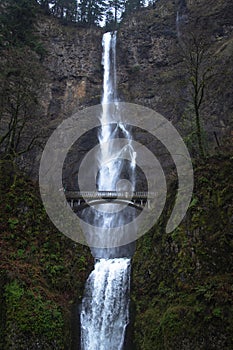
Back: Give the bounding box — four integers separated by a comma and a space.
80, 258, 131, 350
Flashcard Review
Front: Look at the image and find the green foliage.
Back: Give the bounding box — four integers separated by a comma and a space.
125, 0, 145, 16
177, 104, 207, 158
0, 164, 93, 348
130, 64, 141, 73
5, 280, 24, 304
35, 0, 148, 27
132, 157, 233, 349
0, 0, 42, 52
4, 280, 64, 348
8, 218, 19, 230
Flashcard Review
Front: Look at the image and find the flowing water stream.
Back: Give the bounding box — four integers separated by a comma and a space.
80, 32, 135, 350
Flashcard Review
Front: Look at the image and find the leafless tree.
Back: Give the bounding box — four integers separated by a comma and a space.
0, 47, 44, 165
179, 31, 213, 158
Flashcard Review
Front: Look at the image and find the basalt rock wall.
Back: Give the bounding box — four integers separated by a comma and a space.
117, 0, 233, 153
22, 18, 103, 177
22, 0, 233, 177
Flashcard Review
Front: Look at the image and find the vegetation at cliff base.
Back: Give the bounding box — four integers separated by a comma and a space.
0, 164, 92, 349
131, 157, 233, 349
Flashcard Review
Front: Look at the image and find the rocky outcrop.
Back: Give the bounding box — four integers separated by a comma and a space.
117, 0, 233, 152
20, 1, 233, 176
38, 19, 103, 119
21, 18, 103, 177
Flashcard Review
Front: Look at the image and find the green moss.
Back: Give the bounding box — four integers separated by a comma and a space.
0, 163, 93, 349
4, 280, 64, 349
132, 157, 233, 349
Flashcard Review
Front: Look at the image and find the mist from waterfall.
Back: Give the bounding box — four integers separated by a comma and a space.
80, 32, 135, 350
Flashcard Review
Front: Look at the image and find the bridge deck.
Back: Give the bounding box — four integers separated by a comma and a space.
65, 190, 155, 211
65, 190, 155, 200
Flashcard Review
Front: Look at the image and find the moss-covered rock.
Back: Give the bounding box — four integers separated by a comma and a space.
0, 163, 93, 349
131, 157, 233, 349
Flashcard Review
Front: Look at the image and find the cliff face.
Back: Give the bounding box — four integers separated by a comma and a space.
21, 18, 103, 177
38, 19, 103, 119
22, 0, 233, 175
117, 0, 233, 153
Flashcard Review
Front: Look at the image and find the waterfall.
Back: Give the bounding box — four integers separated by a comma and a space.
176, 11, 181, 38
80, 259, 131, 350
80, 32, 135, 350
176, 0, 188, 39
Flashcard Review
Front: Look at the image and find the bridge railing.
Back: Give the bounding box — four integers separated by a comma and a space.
65, 190, 156, 200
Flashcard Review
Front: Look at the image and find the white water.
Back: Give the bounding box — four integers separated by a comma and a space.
176, 11, 181, 38
98, 32, 136, 196
80, 259, 131, 350
80, 32, 135, 350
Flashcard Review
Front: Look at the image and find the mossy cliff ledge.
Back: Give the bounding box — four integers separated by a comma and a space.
1, 156, 232, 349
131, 157, 233, 350
0, 164, 93, 349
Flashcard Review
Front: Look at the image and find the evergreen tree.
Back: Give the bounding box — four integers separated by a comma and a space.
124, 0, 145, 15
108, 0, 126, 24
78, 0, 106, 26
78, 0, 88, 22
0, 0, 38, 48
37, 0, 77, 21
35, 0, 147, 26
105, 8, 115, 29
65, 0, 77, 21
37, 0, 50, 13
